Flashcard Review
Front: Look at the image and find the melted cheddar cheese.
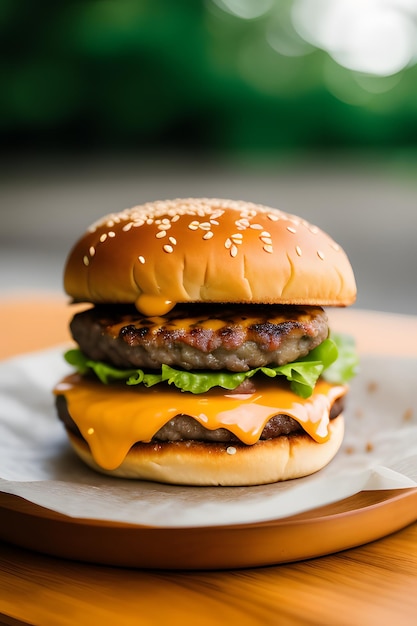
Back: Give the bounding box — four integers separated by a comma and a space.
54, 375, 347, 471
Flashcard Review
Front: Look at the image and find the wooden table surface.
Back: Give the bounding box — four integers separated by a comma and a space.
1, 294, 417, 626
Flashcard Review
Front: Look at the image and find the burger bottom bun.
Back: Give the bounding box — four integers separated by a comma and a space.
66, 414, 344, 487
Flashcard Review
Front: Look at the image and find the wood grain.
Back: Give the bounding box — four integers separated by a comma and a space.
1, 295, 417, 625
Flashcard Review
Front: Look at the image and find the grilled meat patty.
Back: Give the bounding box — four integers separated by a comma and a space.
70, 304, 328, 372
55, 394, 344, 444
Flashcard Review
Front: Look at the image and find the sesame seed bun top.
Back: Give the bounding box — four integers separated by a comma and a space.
63, 198, 356, 315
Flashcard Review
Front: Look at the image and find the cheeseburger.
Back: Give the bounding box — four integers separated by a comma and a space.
54, 198, 357, 486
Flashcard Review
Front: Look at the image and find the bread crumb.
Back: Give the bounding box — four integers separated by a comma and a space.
367, 381, 378, 393
403, 408, 413, 422
365, 442, 374, 453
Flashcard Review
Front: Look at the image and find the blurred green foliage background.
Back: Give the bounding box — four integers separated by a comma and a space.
2, 0, 417, 156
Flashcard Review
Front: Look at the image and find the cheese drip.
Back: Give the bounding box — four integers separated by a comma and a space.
54, 375, 347, 471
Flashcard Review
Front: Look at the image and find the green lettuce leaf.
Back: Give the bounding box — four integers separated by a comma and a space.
64, 333, 357, 399
322, 332, 359, 384
64, 349, 164, 387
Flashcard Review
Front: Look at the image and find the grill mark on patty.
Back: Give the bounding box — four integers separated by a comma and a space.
70, 304, 328, 372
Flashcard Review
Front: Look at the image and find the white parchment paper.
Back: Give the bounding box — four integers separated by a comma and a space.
0, 347, 416, 528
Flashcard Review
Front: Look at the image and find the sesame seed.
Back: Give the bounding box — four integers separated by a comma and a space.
267, 213, 279, 221
203, 231, 214, 240
156, 230, 166, 239
163, 244, 174, 253
263, 244, 273, 254
89, 246, 95, 257
83, 255, 89, 266
260, 236, 272, 245
286, 226, 296, 234
188, 221, 199, 231
226, 446, 237, 455
211, 209, 225, 220
100, 233, 107, 242
224, 238, 232, 249
108, 231, 116, 238
122, 222, 133, 232
250, 223, 263, 230
296, 245, 302, 256
171, 215, 180, 222
210, 219, 219, 225
199, 222, 211, 231
169, 236, 177, 245
236, 218, 250, 229
146, 218, 154, 225
317, 250, 325, 260
138, 255, 145, 264
230, 244, 238, 257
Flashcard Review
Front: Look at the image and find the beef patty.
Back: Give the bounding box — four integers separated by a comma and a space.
70, 304, 328, 372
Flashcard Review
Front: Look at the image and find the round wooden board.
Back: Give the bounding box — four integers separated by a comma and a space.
1, 488, 416, 570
